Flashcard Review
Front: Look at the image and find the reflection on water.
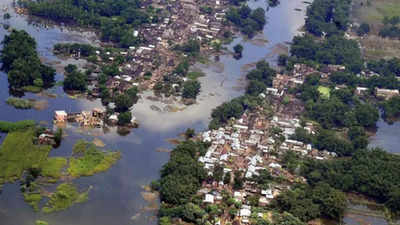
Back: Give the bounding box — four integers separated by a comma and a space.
0, 1, 311, 225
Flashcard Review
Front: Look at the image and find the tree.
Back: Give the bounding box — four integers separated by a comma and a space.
54, 128, 63, 146
247, 80, 266, 96
278, 54, 289, 66
233, 44, 243, 59
182, 80, 201, 99
224, 172, 231, 184
233, 171, 243, 189
354, 103, 379, 127
118, 111, 132, 125
357, 23, 370, 36
184, 128, 195, 139
114, 94, 134, 112
213, 165, 224, 182
63, 68, 87, 91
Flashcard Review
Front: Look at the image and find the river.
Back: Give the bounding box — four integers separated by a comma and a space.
0, 0, 397, 225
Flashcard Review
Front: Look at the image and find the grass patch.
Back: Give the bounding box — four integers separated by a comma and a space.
0, 120, 36, 133
42, 183, 88, 213
6, 97, 33, 109
0, 129, 52, 183
35, 220, 49, 225
352, 0, 400, 26
22, 85, 42, 93
187, 71, 205, 80
41, 157, 67, 179
68, 140, 120, 177
24, 192, 42, 212
318, 86, 331, 99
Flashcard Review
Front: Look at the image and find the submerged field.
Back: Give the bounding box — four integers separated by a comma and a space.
352, 0, 400, 26
352, 0, 400, 59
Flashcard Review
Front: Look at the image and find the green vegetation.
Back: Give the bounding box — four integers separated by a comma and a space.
381, 96, 400, 121
317, 86, 330, 99
63, 64, 88, 92
156, 141, 208, 219
305, 0, 351, 36
302, 148, 400, 215
0, 120, 35, 132
357, 22, 371, 36
174, 39, 201, 57
246, 61, 277, 96
274, 183, 347, 222
353, 0, 400, 25
0, 129, 52, 183
22, 85, 43, 93
24, 193, 42, 212
35, 220, 49, 225
118, 112, 132, 125
182, 80, 201, 99
233, 44, 243, 59
42, 183, 88, 213
0, 30, 55, 90
68, 140, 120, 177
41, 157, 68, 179
6, 97, 33, 109
187, 71, 205, 80
226, 6, 266, 38
298, 76, 379, 130
20, 0, 154, 47
290, 34, 363, 73
54, 43, 97, 57
209, 95, 261, 129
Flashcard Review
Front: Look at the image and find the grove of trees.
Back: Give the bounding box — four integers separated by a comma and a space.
226, 5, 266, 38
1, 30, 56, 90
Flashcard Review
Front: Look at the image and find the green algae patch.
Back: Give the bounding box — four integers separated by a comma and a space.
41, 157, 67, 180
35, 220, 49, 225
0, 129, 52, 183
42, 183, 88, 213
68, 140, 120, 177
24, 192, 42, 212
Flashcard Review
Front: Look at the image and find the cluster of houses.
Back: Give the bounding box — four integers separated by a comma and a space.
79, 0, 232, 98
54, 108, 137, 128
197, 106, 336, 223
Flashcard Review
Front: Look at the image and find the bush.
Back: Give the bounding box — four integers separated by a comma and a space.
357, 23, 370, 36
118, 111, 132, 125
182, 80, 201, 99
6, 97, 33, 109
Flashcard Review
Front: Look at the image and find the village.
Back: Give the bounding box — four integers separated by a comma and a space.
44, 0, 235, 101
193, 62, 400, 224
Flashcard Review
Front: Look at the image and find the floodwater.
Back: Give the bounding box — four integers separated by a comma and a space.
0, 0, 396, 225
369, 118, 400, 154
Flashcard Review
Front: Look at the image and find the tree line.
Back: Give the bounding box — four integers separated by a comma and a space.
20, 0, 155, 47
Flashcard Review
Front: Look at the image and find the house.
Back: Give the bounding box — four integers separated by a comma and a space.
203, 194, 214, 204
355, 87, 368, 95
54, 110, 68, 122
376, 88, 400, 100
